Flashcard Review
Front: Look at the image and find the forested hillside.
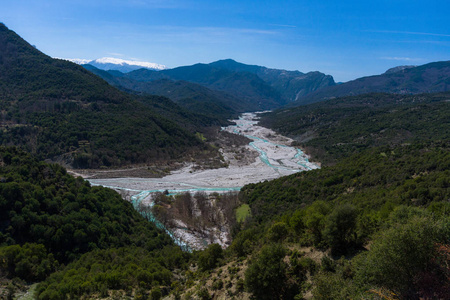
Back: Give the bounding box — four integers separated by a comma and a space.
2, 144, 448, 299
209, 59, 335, 102
0, 23, 218, 169
0, 147, 190, 298
260, 92, 450, 165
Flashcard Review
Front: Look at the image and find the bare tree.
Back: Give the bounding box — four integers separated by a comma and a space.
217, 192, 239, 226
195, 191, 210, 218
152, 204, 170, 226
137, 201, 153, 221
174, 192, 194, 220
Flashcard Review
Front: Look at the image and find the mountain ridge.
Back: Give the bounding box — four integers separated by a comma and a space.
66, 56, 450, 108
94, 62, 287, 111
295, 60, 450, 104
123, 59, 336, 106
209, 59, 336, 102
83, 64, 241, 118
84, 58, 336, 111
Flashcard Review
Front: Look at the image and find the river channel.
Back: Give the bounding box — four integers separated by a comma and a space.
89, 112, 319, 249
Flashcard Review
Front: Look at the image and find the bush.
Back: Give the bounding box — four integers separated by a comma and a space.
236, 279, 245, 292
150, 287, 162, 300
354, 216, 450, 298
322, 204, 358, 254
196, 287, 211, 300
244, 244, 287, 299
212, 279, 223, 290
198, 244, 223, 271
0, 243, 59, 282
312, 270, 356, 300
267, 222, 289, 242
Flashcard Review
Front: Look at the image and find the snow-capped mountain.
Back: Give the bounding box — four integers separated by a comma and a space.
62, 58, 91, 65
61, 57, 166, 72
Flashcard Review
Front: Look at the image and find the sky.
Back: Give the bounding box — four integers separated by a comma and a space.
1, 0, 449, 82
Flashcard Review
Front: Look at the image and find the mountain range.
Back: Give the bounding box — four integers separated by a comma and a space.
83, 64, 245, 117
82, 59, 336, 111
79, 56, 450, 108
208, 59, 336, 102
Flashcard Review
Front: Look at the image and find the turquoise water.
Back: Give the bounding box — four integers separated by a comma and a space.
226, 115, 315, 172
90, 113, 318, 250
89, 182, 241, 252
130, 190, 192, 251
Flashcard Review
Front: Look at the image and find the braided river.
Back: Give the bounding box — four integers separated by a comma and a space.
89, 112, 319, 249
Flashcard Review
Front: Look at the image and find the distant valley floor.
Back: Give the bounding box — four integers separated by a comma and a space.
88, 112, 319, 194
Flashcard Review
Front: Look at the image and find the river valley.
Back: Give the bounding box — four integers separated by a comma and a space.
89, 112, 319, 249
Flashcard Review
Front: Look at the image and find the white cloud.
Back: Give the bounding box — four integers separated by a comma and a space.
269, 24, 297, 28
133, 26, 279, 44
380, 56, 421, 62
369, 30, 450, 38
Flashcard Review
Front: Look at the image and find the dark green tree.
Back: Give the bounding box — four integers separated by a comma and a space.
267, 222, 289, 242
0, 243, 59, 282
198, 243, 223, 271
244, 244, 287, 299
323, 204, 358, 254
354, 216, 449, 298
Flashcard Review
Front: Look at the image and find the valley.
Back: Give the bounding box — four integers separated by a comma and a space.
87, 112, 319, 249
89, 112, 318, 193
0, 21, 449, 300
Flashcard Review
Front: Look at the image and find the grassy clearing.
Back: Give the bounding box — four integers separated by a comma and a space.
236, 204, 251, 222
16, 283, 38, 300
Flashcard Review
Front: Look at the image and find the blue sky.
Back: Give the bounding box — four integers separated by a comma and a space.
1, 0, 449, 82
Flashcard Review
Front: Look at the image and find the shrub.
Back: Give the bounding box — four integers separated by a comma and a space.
245, 244, 287, 299
198, 244, 223, 271
354, 216, 450, 298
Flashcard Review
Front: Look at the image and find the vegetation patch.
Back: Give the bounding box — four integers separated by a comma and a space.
236, 204, 251, 223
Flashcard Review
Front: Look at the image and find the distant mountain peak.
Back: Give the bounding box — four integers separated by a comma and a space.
60, 58, 92, 65
60, 57, 167, 73
93, 57, 166, 70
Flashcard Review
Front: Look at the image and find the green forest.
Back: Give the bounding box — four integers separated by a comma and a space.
0, 147, 189, 299
236, 143, 449, 298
